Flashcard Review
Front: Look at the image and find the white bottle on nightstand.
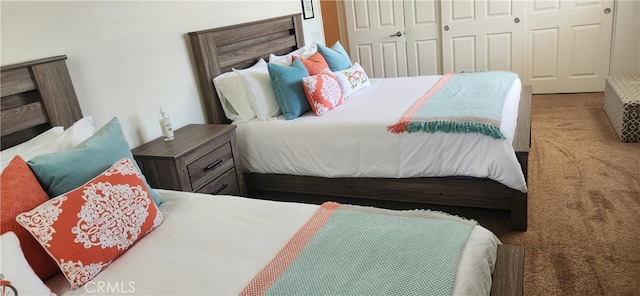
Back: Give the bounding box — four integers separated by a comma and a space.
159, 107, 175, 141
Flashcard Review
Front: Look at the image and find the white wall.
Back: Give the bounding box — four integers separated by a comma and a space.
1, 0, 325, 147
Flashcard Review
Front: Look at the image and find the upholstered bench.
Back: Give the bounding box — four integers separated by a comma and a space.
604, 74, 640, 142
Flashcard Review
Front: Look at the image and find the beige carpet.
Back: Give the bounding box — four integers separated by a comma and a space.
471, 92, 640, 295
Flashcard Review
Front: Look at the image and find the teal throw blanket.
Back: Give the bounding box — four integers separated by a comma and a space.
241, 202, 476, 296
388, 71, 518, 139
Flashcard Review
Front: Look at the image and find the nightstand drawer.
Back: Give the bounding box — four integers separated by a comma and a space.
195, 168, 239, 195
132, 124, 246, 195
187, 142, 234, 190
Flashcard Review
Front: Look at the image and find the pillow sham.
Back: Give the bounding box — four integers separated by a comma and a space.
0, 156, 59, 281
0, 126, 63, 172
0, 232, 54, 296
317, 41, 352, 71
50, 116, 96, 151
268, 59, 311, 120
269, 44, 317, 66
1, 117, 96, 172
302, 71, 344, 116
16, 158, 164, 289
269, 47, 308, 66
27, 117, 161, 205
294, 52, 330, 75
233, 59, 281, 120
334, 63, 372, 97
213, 70, 258, 122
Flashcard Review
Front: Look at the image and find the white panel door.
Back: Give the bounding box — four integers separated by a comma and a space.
404, 0, 442, 76
522, 0, 614, 93
441, 0, 524, 74
344, 0, 408, 78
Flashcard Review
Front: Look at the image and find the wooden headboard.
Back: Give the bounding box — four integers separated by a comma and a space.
188, 13, 304, 124
1, 55, 83, 149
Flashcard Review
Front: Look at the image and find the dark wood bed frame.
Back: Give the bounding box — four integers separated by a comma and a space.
2, 54, 523, 295
187, 13, 531, 232
1, 55, 82, 149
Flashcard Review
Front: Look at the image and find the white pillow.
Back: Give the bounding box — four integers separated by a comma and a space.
269, 44, 317, 66
334, 63, 372, 97
0, 232, 54, 296
213, 77, 242, 122
52, 116, 96, 150
0, 117, 95, 171
213, 72, 257, 122
1, 126, 63, 171
233, 59, 281, 120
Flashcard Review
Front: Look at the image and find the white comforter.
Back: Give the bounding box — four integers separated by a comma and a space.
47, 189, 501, 296
234, 75, 527, 192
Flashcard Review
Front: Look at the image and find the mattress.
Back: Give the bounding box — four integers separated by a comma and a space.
234, 75, 527, 192
46, 189, 501, 295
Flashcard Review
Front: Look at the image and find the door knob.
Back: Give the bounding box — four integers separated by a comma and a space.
514, 17, 520, 24
604, 8, 611, 14
390, 31, 403, 37
443, 25, 449, 31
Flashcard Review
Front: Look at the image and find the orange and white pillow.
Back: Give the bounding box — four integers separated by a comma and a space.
302, 71, 344, 116
0, 156, 59, 281
16, 158, 163, 289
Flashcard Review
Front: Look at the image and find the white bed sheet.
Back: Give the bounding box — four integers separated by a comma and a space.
47, 189, 501, 296
234, 75, 527, 192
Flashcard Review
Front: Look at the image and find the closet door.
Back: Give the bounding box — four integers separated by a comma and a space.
404, 0, 442, 76
344, 0, 408, 78
440, 0, 524, 74
522, 0, 614, 93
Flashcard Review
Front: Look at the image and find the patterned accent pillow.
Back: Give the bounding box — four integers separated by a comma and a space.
294, 52, 330, 75
0, 156, 59, 281
16, 158, 164, 289
302, 71, 344, 116
334, 63, 371, 97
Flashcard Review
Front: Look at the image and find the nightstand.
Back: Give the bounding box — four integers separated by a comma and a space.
131, 124, 247, 196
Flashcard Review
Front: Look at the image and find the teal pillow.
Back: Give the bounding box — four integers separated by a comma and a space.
317, 41, 352, 71
27, 117, 161, 205
268, 59, 311, 120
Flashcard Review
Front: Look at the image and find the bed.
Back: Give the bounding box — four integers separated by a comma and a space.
1, 56, 523, 295
188, 13, 531, 231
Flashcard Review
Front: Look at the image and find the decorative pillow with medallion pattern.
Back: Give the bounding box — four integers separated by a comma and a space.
302, 70, 344, 116
16, 158, 163, 289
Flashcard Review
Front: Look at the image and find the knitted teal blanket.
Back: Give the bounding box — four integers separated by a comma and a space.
388, 71, 518, 139
241, 202, 476, 296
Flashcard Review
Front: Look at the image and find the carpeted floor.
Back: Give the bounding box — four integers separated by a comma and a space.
470, 92, 640, 295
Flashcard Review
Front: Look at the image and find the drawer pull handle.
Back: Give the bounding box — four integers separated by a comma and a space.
205, 159, 224, 170
212, 183, 228, 194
